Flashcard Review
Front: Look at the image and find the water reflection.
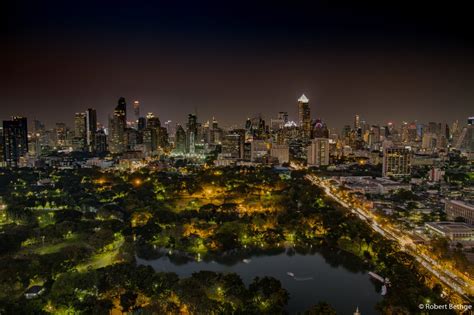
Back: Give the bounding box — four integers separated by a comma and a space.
137, 246, 383, 314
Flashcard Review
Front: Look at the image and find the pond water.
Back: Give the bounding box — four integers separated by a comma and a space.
137, 248, 383, 314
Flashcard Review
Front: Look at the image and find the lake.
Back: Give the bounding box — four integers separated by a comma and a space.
137, 247, 383, 314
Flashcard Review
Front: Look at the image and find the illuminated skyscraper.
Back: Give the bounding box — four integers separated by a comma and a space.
2, 117, 28, 167
307, 138, 329, 166
109, 97, 127, 153
73, 112, 87, 151
298, 94, 311, 139
186, 114, 198, 153
354, 114, 360, 130
133, 100, 140, 123
94, 129, 107, 153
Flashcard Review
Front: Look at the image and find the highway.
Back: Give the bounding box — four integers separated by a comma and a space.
293, 165, 473, 303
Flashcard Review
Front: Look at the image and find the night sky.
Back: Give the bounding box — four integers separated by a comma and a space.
3, 1, 474, 130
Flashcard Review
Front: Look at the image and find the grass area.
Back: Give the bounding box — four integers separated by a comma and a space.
18, 234, 84, 255
76, 236, 124, 272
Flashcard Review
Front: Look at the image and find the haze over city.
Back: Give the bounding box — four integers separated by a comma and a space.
3, 1, 473, 128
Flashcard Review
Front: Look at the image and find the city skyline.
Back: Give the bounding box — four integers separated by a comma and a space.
1, 94, 473, 132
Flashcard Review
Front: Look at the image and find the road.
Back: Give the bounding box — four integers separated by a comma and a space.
295, 166, 473, 303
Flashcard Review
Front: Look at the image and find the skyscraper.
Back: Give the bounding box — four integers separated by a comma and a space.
298, 94, 311, 139
94, 129, 108, 153
382, 147, 411, 177
2, 117, 28, 167
454, 117, 474, 152
354, 114, 361, 130
109, 97, 127, 153
143, 112, 161, 152
86, 108, 97, 152
133, 100, 140, 123
186, 114, 198, 153
73, 112, 87, 151
307, 138, 330, 166
175, 124, 186, 154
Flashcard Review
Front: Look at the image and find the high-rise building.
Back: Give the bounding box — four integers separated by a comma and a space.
382, 147, 411, 177
109, 97, 127, 153
73, 112, 87, 151
133, 100, 140, 123
250, 140, 269, 162
354, 114, 361, 131
307, 138, 329, 166
270, 112, 288, 131
175, 124, 186, 154
298, 94, 311, 139
454, 117, 474, 152
86, 108, 97, 152
0, 127, 4, 166
186, 114, 198, 154
2, 117, 28, 167
221, 132, 243, 159
270, 144, 289, 164
137, 117, 146, 131
55, 123, 68, 147
94, 129, 108, 153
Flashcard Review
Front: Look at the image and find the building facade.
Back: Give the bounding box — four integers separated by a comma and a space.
382, 147, 411, 177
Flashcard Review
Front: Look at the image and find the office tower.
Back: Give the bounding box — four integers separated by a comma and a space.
158, 127, 169, 149
221, 132, 243, 159
143, 113, 162, 152
342, 125, 351, 139
250, 140, 269, 162
0, 127, 4, 166
94, 129, 107, 153
354, 114, 360, 130
186, 114, 198, 154
382, 147, 411, 177
270, 144, 289, 164
454, 117, 474, 152
206, 117, 222, 145
278, 111, 289, 123
86, 108, 97, 152
73, 112, 87, 151
146, 113, 161, 129
369, 125, 381, 145
271, 112, 288, 131
109, 97, 127, 154
137, 117, 146, 131
33, 119, 45, 133
175, 124, 186, 153
55, 123, 68, 147
307, 138, 330, 166
298, 94, 311, 139
133, 100, 140, 123
445, 200, 474, 224
2, 117, 28, 167
427, 122, 441, 135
